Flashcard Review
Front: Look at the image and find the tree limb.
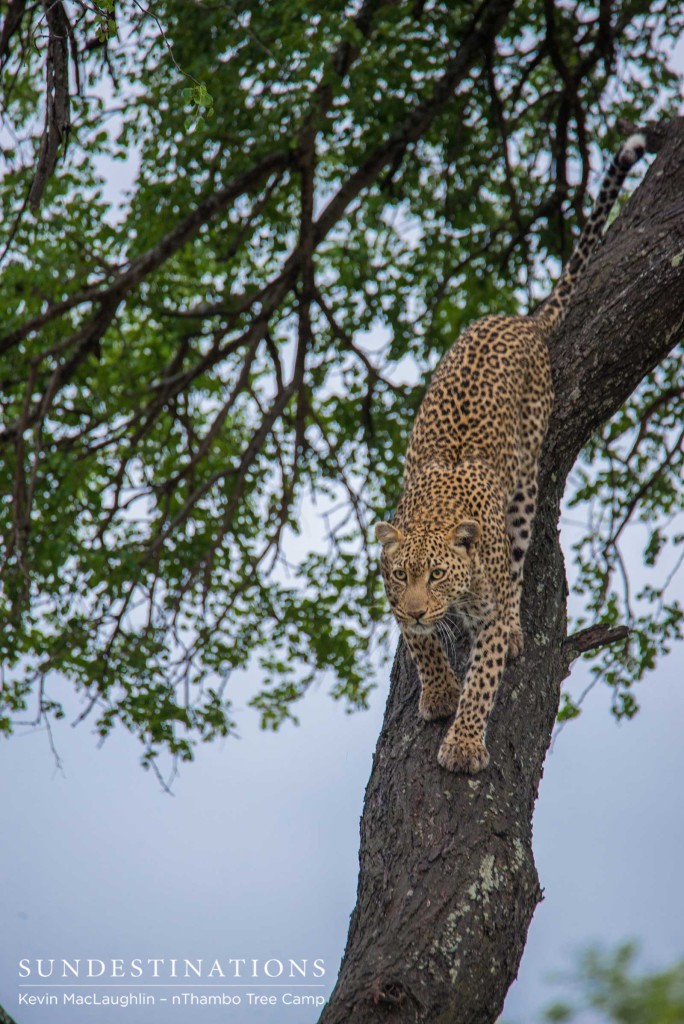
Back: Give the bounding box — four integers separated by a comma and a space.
0, 0, 27, 69
563, 624, 630, 663
29, 0, 72, 211
319, 117, 684, 1024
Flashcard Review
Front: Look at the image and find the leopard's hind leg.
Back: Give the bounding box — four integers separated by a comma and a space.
505, 468, 539, 656
506, 348, 552, 656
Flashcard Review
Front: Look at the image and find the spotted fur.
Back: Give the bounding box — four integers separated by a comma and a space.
376, 134, 647, 774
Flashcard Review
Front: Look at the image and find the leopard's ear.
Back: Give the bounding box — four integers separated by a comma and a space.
449, 519, 481, 554
375, 522, 404, 547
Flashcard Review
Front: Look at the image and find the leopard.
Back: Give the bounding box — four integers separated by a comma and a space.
375, 133, 648, 774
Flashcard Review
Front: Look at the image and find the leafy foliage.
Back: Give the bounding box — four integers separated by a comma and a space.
565, 349, 684, 720
0, 0, 682, 765
537, 944, 684, 1024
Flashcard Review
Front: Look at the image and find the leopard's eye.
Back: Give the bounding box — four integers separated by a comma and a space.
430, 568, 446, 581
393, 568, 407, 582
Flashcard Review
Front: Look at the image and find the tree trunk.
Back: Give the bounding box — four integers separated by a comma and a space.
319, 118, 684, 1024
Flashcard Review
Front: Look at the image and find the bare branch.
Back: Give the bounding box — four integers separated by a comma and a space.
29, 0, 72, 211
0, 0, 28, 68
563, 623, 631, 662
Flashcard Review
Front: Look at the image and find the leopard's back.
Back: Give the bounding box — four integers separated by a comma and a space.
405, 313, 552, 501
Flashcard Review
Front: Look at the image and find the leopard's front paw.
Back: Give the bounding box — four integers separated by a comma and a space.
437, 732, 489, 774
419, 684, 460, 722
508, 626, 524, 658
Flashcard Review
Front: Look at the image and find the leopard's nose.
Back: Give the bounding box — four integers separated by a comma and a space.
411, 610, 427, 622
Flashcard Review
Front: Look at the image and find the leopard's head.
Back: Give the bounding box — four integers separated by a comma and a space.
375, 519, 480, 634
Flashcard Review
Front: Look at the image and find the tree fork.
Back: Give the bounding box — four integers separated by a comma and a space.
319, 118, 684, 1024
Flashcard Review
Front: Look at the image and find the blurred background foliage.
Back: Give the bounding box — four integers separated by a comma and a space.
0, 0, 682, 768
504, 943, 684, 1023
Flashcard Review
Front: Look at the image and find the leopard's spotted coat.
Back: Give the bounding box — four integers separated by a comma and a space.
376, 134, 647, 774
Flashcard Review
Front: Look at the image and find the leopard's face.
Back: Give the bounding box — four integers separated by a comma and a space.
375, 519, 480, 634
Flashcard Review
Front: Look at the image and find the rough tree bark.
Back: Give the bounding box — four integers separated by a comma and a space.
0, 1005, 18, 1024
319, 118, 684, 1024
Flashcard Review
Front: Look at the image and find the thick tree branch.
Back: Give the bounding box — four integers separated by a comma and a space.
547, 122, 684, 477
0, 1003, 18, 1024
319, 118, 684, 1024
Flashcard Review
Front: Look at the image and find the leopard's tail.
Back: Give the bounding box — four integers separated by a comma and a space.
532, 133, 647, 336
